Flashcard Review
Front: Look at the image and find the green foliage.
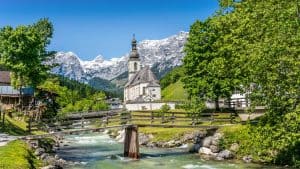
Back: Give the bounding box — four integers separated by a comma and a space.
183, 19, 238, 110
38, 76, 108, 117
185, 0, 300, 166
159, 104, 170, 116
221, 111, 300, 167
88, 77, 123, 98
60, 92, 108, 115
183, 97, 206, 124
57, 75, 98, 101
160, 66, 185, 89
0, 140, 42, 169
0, 18, 55, 88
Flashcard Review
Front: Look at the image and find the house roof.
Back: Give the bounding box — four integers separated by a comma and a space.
0, 86, 34, 96
0, 71, 11, 84
125, 66, 160, 87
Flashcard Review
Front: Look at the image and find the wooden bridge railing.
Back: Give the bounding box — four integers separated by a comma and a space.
46, 109, 237, 132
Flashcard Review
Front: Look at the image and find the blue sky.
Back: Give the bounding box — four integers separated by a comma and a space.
0, 0, 219, 60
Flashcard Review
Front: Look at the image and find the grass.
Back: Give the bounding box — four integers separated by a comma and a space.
0, 140, 42, 169
162, 80, 188, 101
0, 115, 46, 136
139, 127, 199, 142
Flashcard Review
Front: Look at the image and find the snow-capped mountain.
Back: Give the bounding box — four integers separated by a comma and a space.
51, 31, 188, 81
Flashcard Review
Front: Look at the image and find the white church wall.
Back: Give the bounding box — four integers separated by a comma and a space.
139, 83, 149, 95
125, 102, 176, 111
147, 87, 161, 101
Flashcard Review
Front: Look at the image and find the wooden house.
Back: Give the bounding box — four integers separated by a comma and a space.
0, 71, 34, 108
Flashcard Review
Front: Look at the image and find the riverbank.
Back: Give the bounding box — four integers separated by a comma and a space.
55, 132, 291, 169
107, 125, 297, 168
0, 140, 42, 168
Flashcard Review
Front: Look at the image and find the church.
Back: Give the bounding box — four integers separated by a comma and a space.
124, 36, 175, 110
124, 35, 161, 103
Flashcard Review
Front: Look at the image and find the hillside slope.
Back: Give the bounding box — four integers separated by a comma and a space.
162, 80, 188, 101
160, 66, 188, 101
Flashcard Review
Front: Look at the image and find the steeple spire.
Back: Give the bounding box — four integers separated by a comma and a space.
130, 34, 139, 59
131, 34, 137, 51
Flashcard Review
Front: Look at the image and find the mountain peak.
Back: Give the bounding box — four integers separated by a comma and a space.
51, 32, 188, 81
93, 55, 104, 62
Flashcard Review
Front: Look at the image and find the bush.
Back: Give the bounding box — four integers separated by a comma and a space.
220, 111, 300, 167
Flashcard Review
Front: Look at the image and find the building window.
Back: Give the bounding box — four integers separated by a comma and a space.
134, 62, 138, 71
152, 94, 156, 98
143, 87, 146, 95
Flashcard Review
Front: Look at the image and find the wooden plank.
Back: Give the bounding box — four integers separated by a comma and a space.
123, 125, 139, 159
21, 125, 132, 140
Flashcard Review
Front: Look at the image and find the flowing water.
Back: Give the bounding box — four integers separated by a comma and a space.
56, 133, 287, 169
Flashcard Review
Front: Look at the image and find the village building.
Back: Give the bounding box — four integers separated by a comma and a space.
0, 71, 34, 108
124, 36, 175, 110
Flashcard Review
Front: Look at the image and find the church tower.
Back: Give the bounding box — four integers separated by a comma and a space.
128, 34, 140, 80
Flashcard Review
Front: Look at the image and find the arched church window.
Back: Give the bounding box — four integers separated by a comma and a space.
134, 62, 138, 71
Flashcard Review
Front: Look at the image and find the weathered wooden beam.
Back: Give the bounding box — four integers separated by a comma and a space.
123, 125, 139, 159
21, 124, 132, 140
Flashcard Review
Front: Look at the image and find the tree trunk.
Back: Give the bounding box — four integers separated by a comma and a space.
215, 97, 220, 111
2, 112, 5, 129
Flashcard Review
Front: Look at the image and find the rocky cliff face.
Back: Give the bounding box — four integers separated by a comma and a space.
50, 32, 188, 82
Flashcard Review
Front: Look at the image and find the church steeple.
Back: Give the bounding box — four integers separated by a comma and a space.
129, 34, 139, 59
128, 34, 141, 80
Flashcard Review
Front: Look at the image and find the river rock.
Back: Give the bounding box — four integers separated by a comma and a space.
40, 153, 49, 160
194, 130, 207, 139
41, 165, 56, 169
109, 155, 118, 160
213, 133, 223, 139
166, 140, 177, 147
215, 156, 224, 161
242, 155, 253, 163
146, 142, 155, 148
34, 148, 45, 156
229, 143, 239, 152
175, 140, 182, 146
179, 143, 189, 149
188, 143, 201, 153
103, 129, 110, 134
217, 150, 234, 159
202, 136, 213, 148
211, 133, 222, 146
115, 130, 125, 143
55, 159, 67, 168
182, 133, 194, 142
139, 133, 153, 145
45, 156, 56, 165
209, 145, 220, 153
198, 147, 213, 155
54, 154, 60, 160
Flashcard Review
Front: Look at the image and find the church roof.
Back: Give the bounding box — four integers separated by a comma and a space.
125, 66, 160, 87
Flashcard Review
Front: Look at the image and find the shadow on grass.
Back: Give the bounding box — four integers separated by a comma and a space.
0, 118, 29, 136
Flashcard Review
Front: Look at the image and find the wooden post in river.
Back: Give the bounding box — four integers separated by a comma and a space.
123, 125, 140, 159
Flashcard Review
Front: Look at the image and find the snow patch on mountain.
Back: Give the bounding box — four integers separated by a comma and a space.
51, 31, 188, 81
